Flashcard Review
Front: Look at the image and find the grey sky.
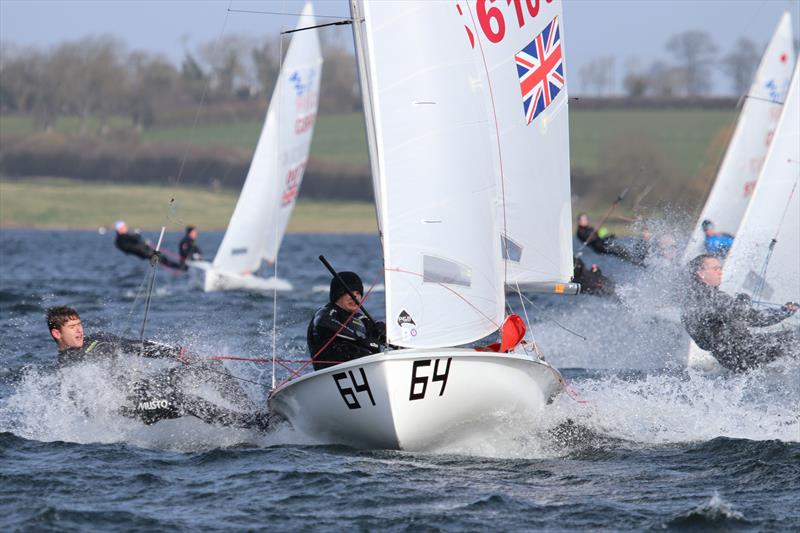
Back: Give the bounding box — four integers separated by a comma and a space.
1, 0, 798, 95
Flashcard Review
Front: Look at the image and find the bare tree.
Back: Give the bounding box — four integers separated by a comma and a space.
579, 56, 616, 95
723, 37, 760, 96
198, 35, 254, 101
666, 30, 718, 96
622, 58, 648, 98
127, 52, 180, 129
648, 61, 687, 97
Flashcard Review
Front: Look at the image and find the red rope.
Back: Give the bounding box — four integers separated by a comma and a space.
270, 280, 379, 392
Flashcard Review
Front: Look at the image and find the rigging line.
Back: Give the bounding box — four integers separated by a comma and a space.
574, 188, 629, 257
513, 280, 540, 359
385, 267, 502, 331
121, 271, 152, 337
518, 291, 587, 341
228, 8, 348, 20
742, 94, 786, 106
138, 227, 166, 351
271, 29, 285, 390
282, 20, 353, 34
166, 0, 234, 211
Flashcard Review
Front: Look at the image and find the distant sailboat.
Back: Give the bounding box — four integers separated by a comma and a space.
689, 58, 799, 370
269, 0, 576, 450
683, 13, 794, 261
192, 3, 322, 292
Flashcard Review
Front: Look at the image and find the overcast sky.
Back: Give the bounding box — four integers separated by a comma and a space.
1, 0, 798, 95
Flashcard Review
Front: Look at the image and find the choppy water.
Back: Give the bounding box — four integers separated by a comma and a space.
1, 229, 798, 531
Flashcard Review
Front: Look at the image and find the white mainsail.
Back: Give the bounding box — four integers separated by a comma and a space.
475, 4, 574, 286
211, 3, 322, 278
721, 60, 800, 315
357, 1, 504, 348
684, 13, 794, 261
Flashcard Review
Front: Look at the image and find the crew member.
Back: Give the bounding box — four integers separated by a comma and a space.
576, 213, 641, 264
572, 257, 615, 297
114, 221, 186, 271
47, 306, 270, 430
701, 219, 734, 258
178, 225, 202, 265
307, 272, 386, 370
680, 255, 799, 372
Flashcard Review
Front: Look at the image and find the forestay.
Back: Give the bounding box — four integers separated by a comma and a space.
684, 13, 794, 261
721, 60, 799, 316
355, 1, 504, 349
213, 3, 322, 274
467, 0, 573, 285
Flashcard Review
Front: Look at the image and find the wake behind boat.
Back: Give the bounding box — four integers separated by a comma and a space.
270, 0, 576, 450
191, 2, 322, 292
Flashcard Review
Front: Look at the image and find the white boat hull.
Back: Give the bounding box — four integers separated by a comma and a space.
188, 261, 292, 292
268, 349, 563, 450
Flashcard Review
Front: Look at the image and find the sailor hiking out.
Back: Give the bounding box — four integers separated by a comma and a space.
47, 306, 270, 430
680, 255, 799, 372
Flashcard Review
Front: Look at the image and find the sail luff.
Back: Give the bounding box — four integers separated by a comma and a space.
350, 0, 385, 237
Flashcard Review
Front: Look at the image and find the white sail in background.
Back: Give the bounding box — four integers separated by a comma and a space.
357, 1, 504, 348
473, 2, 574, 285
213, 3, 322, 274
721, 61, 800, 317
684, 13, 794, 261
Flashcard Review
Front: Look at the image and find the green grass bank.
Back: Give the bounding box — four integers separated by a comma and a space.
0, 178, 378, 233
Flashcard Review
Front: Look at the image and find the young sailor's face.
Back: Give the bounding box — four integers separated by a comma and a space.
336, 291, 362, 313
54, 318, 84, 349
698, 258, 723, 287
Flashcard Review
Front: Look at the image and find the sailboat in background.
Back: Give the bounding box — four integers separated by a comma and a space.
191, 3, 322, 292
718, 62, 799, 324
689, 58, 799, 370
269, 0, 575, 450
684, 14, 794, 369
683, 13, 794, 261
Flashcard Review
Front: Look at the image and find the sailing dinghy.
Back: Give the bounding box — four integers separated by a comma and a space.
683, 13, 794, 261
685, 15, 795, 369
689, 58, 800, 370
269, 0, 575, 450
191, 3, 322, 292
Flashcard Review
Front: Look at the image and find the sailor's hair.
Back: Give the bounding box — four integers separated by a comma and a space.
46, 306, 80, 331
185, 225, 195, 233
687, 254, 716, 278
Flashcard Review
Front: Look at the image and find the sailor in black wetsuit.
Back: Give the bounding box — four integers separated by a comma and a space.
178, 225, 202, 265
572, 257, 615, 297
47, 306, 270, 430
576, 213, 642, 265
114, 221, 186, 271
680, 255, 800, 372
307, 272, 386, 371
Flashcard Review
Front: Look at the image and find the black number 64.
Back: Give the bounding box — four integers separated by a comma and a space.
409, 358, 452, 401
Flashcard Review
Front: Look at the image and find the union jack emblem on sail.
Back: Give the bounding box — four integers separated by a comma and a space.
515, 16, 565, 125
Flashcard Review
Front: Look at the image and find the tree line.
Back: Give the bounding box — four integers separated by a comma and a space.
1, 28, 778, 134
579, 31, 777, 97
0, 30, 360, 132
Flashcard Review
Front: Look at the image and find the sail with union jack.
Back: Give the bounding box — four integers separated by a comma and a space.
515, 16, 565, 125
